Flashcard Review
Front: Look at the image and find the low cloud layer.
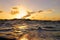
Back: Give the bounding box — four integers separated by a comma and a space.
0, 9, 60, 20
40, 9, 53, 14
27, 9, 54, 20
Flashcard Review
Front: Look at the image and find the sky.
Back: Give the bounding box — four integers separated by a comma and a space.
0, 0, 60, 20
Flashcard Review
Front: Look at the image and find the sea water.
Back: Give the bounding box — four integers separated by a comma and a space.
0, 19, 60, 40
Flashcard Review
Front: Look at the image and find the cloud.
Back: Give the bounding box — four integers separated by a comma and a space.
27, 9, 54, 14
36, 9, 54, 14
41, 9, 54, 14
27, 9, 54, 20
0, 8, 54, 20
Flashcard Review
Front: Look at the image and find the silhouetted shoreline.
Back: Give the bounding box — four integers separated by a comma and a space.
0, 19, 60, 22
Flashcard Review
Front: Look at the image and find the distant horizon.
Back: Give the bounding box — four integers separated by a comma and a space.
0, 18, 60, 21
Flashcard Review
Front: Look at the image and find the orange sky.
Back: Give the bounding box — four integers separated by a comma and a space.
0, 0, 60, 20
0, 7, 60, 20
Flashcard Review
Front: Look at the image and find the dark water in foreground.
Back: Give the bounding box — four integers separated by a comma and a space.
0, 19, 60, 40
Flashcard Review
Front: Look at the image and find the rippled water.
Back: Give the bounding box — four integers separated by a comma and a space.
0, 19, 60, 40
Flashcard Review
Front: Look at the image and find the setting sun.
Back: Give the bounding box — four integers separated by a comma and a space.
14, 6, 28, 19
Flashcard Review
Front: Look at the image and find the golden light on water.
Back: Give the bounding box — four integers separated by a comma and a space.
19, 34, 29, 40
20, 37, 28, 40
18, 26, 28, 29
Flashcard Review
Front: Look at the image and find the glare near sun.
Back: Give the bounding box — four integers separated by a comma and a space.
12, 6, 32, 19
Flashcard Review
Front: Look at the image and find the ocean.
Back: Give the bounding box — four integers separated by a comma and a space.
0, 19, 60, 40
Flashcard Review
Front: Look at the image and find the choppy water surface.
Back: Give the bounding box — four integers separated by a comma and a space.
0, 19, 60, 40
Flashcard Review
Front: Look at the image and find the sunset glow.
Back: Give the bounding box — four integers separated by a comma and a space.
14, 6, 28, 19
12, 5, 33, 19
0, 0, 60, 20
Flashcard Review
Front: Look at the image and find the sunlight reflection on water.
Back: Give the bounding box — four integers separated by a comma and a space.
0, 19, 60, 40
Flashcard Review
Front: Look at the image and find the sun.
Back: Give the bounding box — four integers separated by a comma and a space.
12, 5, 32, 19
14, 6, 28, 19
